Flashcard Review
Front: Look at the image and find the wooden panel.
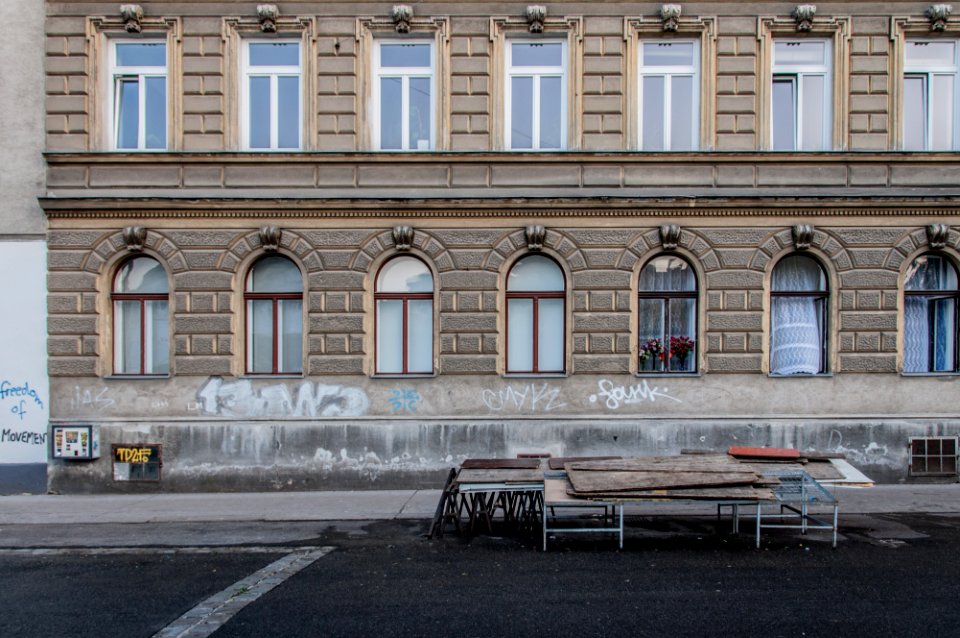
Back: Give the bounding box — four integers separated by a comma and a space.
728, 447, 801, 460
460, 458, 542, 470
455, 468, 544, 484
548, 456, 621, 470
567, 455, 746, 473
567, 470, 759, 493
567, 486, 776, 501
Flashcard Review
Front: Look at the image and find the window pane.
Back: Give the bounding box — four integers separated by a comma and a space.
277, 76, 300, 149
380, 77, 402, 150
671, 75, 695, 150
248, 299, 274, 373
279, 299, 302, 373
643, 42, 695, 67
115, 300, 141, 374
930, 74, 954, 151
116, 257, 167, 294
538, 298, 564, 372
668, 298, 696, 372
771, 296, 823, 374
408, 300, 433, 373
249, 42, 299, 66
512, 42, 563, 67
145, 299, 169, 374
144, 76, 166, 149
772, 255, 827, 292
248, 256, 302, 293
377, 299, 403, 373
640, 256, 696, 292
507, 298, 534, 371
905, 41, 956, 66
409, 76, 432, 150
248, 76, 271, 149
539, 76, 563, 149
905, 254, 959, 291
932, 298, 957, 371
116, 78, 140, 150
380, 43, 431, 68
508, 255, 564, 291
904, 296, 931, 372
772, 76, 796, 151
511, 76, 534, 149
378, 257, 433, 292
116, 43, 166, 67
639, 298, 665, 372
801, 74, 825, 150
774, 41, 825, 66
903, 75, 927, 151
642, 75, 665, 151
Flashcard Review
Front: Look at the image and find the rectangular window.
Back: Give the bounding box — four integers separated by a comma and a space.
110, 41, 167, 150
771, 40, 831, 151
374, 41, 435, 151
505, 40, 567, 150
903, 40, 959, 150
242, 41, 302, 150
639, 41, 699, 151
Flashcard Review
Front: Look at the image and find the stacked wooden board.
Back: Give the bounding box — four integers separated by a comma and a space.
564, 455, 776, 501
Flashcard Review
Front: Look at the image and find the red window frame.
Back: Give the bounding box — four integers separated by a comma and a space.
374, 257, 434, 375
505, 256, 566, 374
637, 255, 699, 374
244, 259, 303, 376
111, 259, 168, 377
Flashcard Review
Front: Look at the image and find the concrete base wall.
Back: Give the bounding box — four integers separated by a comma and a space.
1, 464, 48, 494
47, 417, 959, 493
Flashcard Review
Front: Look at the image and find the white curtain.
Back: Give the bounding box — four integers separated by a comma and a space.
771, 258, 823, 374
903, 297, 930, 372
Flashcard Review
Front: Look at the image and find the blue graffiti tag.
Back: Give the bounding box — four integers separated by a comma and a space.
388, 388, 421, 414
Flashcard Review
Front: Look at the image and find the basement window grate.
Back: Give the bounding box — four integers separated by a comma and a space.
909, 437, 958, 477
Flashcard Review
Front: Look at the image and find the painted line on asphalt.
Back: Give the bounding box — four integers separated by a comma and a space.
0, 546, 328, 556
152, 546, 335, 638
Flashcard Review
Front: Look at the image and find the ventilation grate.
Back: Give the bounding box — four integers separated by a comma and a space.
909, 437, 958, 477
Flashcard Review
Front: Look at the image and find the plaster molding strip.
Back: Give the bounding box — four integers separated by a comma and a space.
151, 546, 334, 638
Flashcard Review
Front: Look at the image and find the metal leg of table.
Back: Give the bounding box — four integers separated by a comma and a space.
755, 504, 762, 549
619, 505, 624, 550
832, 505, 838, 549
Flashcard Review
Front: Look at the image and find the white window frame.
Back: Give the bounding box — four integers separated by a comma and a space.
504, 39, 568, 150
903, 39, 960, 151
240, 39, 303, 151
372, 40, 436, 151
108, 39, 168, 151
771, 40, 832, 151
637, 40, 700, 151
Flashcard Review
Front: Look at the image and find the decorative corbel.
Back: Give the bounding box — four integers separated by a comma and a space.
926, 223, 950, 249
659, 224, 681, 250
525, 225, 546, 251
122, 226, 147, 252
257, 5, 279, 33
660, 5, 682, 32
792, 224, 815, 250
524, 5, 547, 33
391, 5, 413, 34
259, 225, 282, 252
792, 5, 817, 31
120, 4, 144, 33
927, 4, 953, 31
392, 225, 414, 251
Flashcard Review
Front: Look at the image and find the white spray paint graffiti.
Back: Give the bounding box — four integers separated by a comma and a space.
69, 385, 115, 412
826, 429, 898, 469
481, 383, 566, 413
588, 379, 681, 410
196, 377, 369, 418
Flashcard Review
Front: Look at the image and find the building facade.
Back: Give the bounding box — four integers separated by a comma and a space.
43, 1, 959, 492
1, 0, 49, 493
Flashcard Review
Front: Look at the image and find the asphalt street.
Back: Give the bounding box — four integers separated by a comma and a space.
2, 513, 959, 637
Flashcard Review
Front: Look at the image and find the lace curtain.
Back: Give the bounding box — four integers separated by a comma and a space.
771, 257, 824, 374
904, 256, 958, 372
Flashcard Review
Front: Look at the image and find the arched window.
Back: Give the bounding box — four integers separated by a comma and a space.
113, 256, 169, 375
638, 256, 697, 373
375, 256, 434, 374
904, 253, 959, 373
506, 255, 565, 373
245, 255, 303, 374
770, 254, 828, 375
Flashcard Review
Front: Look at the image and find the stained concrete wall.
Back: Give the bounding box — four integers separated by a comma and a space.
0, 0, 48, 493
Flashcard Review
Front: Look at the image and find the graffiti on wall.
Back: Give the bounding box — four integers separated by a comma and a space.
481, 383, 567, 414
388, 388, 421, 414
1, 380, 48, 448
69, 385, 115, 412
588, 379, 681, 410
196, 377, 370, 418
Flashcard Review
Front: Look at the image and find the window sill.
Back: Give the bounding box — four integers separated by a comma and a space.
635, 372, 700, 378
767, 373, 834, 378
899, 372, 960, 378
370, 373, 436, 379
104, 374, 170, 380
502, 373, 568, 379
240, 374, 304, 380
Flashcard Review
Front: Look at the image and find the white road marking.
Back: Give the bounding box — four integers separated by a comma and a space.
0, 546, 327, 556
149, 546, 334, 638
